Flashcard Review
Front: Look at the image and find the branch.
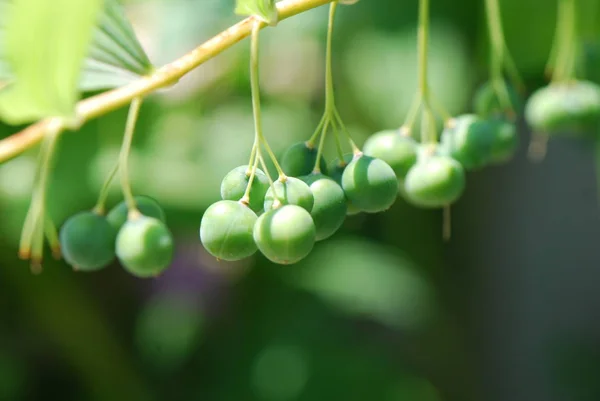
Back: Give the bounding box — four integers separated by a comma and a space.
0, 0, 333, 163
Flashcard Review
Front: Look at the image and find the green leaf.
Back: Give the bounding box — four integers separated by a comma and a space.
235, 0, 279, 26
0, 0, 104, 124
0, 0, 154, 97
83, 0, 153, 91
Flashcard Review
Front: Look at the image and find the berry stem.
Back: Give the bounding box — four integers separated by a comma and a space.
401, 92, 422, 134
119, 97, 143, 216
18, 120, 61, 268
551, 0, 578, 83
417, 0, 436, 143
241, 140, 261, 204
484, 0, 521, 112
324, 2, 338, 113
307, 113, 327, 147
313, 119, 330, 173
93, 160, 120, 215
331, 120, 346, 161
249, 20, 286, 180
0, 0, 337, 164
333, 108, 360, 154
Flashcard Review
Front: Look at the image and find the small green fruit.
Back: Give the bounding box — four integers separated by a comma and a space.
300, 174, 347, 241
327, 153, 354, 185
473, 81, 521, 118
199, 200, 258, 261
220, 165, 269, 213
264, 176, 314, 212
59, 211, 117, 271
525, 81, 600, 135
116, 216, 174, 278
253, 205, 316, 265
440, 114, 495, 170
488, 118, 519, 163
107, 195, 166, 231
341, 155, 398, 213
363, 130, 418, 178
404, 148, 466, 208
280, 142, 328, 177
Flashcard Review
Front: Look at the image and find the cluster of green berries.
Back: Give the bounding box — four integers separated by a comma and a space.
199, 80, 524, 266
200, 144, 399, 265
58, 196, 174, 277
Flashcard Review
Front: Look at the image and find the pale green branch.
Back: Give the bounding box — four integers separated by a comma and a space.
0, 0, 333, 163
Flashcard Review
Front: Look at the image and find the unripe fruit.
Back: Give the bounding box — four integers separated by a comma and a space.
59, 211, 117, 271
264, 176, 314, 212
474, 81, 521, 118
488, 118, 519, 163
300, 174, 347, 241
253, 205, 316, 265
327, 153, 354, 185
280, 142, 328, 177
199, 200, 258, 261
220, 165, 269, 213
525, 81, 600, 135
363, 130, 418, 178
116, 216, 174, 278
107, 195, 166, 231
404, 146, 466, 208
341, 155, 398, 213
440, 114, 495, 170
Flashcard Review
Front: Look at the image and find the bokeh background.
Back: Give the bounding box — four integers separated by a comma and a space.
2, 0, 600, 400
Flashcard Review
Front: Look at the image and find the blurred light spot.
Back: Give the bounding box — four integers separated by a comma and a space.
252, 344, 309, 401
290, 237, 435, 331
135, 293, 204, 373
0, 155, 36, 198
343, 24, 470, 130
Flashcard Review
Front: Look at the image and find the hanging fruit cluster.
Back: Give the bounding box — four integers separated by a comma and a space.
14, 0, 600, 275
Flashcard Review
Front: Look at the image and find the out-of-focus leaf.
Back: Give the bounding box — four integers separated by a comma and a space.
0, 0, 154, 97
0, 0, 103, 124
235, 0, 279, 26
83, 0, 154, 90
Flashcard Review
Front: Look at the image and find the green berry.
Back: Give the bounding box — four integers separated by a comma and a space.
300, 174, 347, 241
264, 176, 314, 212
362, 130, 418, 178
327, 153, 354, 185
488, 118, 519, 163
473, 81, 521, 118
253, 205, 316, 265
525, 81, 600, 135
199, 200, 258, 261
280, 142, 328, 177
341, 155, 398, 213
220, 165, 269, 213
107, 195, 166, 231
440, 114, 495, 170
404, 147, 466, 208
116, 216, 174, 278
59, 211, 117, 271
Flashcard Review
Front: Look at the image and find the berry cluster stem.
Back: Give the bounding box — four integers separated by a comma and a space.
550, 0, 578, 83
18, 120, 62, 270
0, 0, 336, 164
417, 0, 437, 144
119, 97, 143, 217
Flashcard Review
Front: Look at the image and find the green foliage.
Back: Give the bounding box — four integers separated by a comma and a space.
235, 0, 279, 26
0, 0, 103, 124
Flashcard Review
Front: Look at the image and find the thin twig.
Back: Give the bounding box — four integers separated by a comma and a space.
0, 0, 333, 163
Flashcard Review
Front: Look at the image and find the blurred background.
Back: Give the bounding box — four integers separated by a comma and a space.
2, 0, 600, 400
